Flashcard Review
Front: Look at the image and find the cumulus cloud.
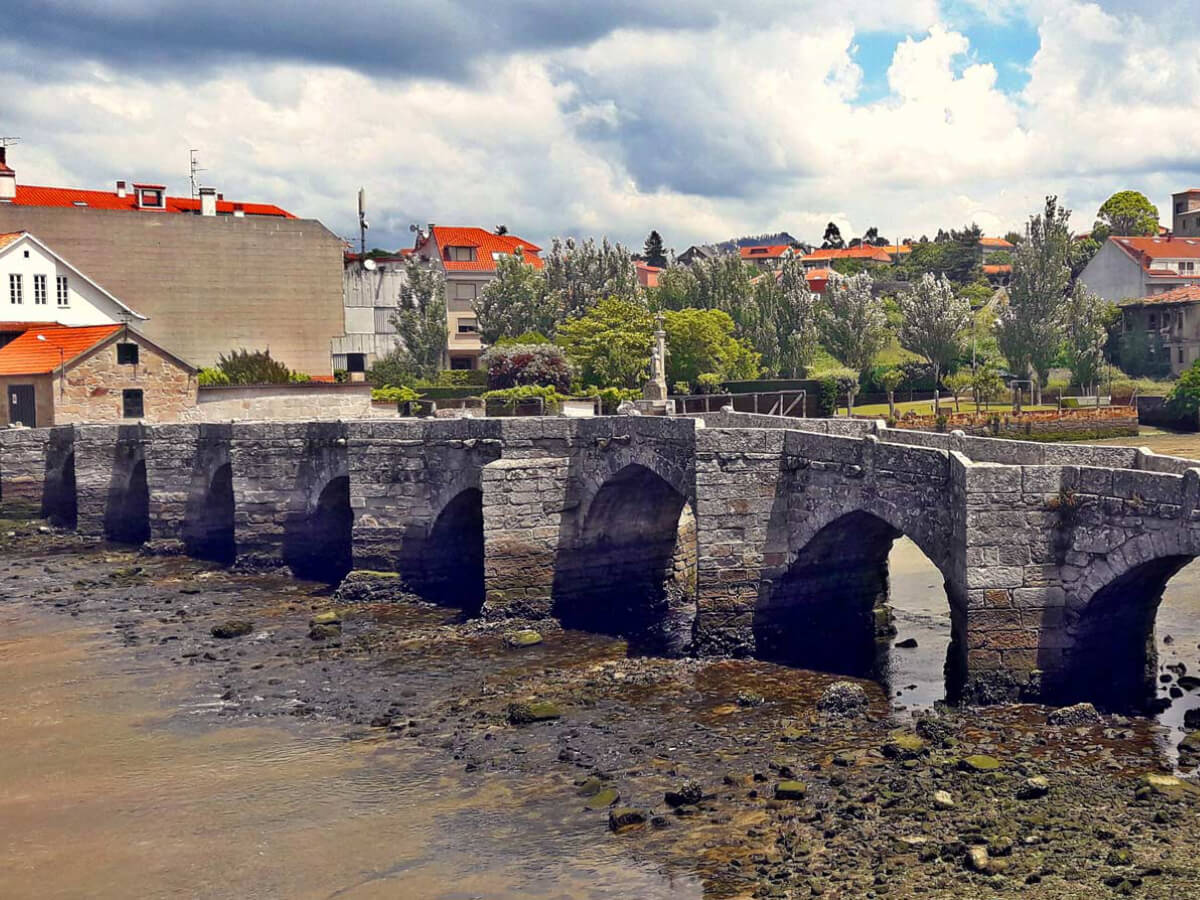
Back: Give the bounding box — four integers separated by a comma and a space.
0, 1, 1196, 252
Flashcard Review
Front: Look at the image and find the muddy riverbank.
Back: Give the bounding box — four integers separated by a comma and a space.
2, 526, 1200, 898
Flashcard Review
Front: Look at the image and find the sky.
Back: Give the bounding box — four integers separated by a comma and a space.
2, 0, 1198, 254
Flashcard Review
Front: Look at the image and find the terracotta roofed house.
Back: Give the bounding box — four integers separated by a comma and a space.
1079, 235, 1200, 304
740, 244, 796, 268
412, 226, 544, 370
1118, 285, 1200, 375
801, 246, 892, 268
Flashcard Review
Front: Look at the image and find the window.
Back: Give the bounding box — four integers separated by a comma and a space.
1180, 347, 1186, 364
1149, 313, 1158, 329
116, 342, 139, 365
122, 389, 144, 419
33, 274, 46, 305
346, 352, 366, 373
446, 246, 475, 262
449, 356, 474, 370
457, 318, 478, 334
8, 273, 21, 305
450, 282, 477, 301
56, 275, 69, 306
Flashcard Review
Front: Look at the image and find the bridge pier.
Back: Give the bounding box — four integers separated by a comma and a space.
73, 424, 150, 544
0, 425, 72, 521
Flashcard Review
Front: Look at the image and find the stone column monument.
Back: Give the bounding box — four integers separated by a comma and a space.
642, 312, 668, 403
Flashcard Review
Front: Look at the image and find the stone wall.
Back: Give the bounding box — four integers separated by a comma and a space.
184, 383, 382, 423
881, 407, 1139, 442
53, 333, 197, 425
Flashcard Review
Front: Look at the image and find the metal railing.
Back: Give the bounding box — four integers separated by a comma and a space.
675, 389, 807, 418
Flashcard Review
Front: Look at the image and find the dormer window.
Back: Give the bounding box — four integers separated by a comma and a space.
445, 246, 475, 262
133, 184, 166, 210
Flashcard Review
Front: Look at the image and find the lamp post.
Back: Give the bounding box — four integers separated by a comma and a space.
36, 334, 65, 398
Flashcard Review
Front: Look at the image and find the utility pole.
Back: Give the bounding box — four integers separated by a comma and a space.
189, 149, 205, 199
358, 188, 368, 257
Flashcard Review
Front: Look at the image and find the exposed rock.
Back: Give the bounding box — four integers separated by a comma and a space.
504, 629, 543, 648
1178, 731, 1200, 760
1047, 702, 1101, 727
1136, 773, 1200, 802
959, 755, 1002, 773
735, 691, 765, 707
309, 610, 341, 627
914, 713, 955, 747
774, 781, 808, 801
894, 637, 919, 649
1179, 676, 1200, 692
966, 846, 991, 873
1017, 775, 1050, 800
608, 807, 648, 832
576, 776, 606, 797
882, 731, 927, 759
1184, 708, 1200, 730
816, 681, 868, 718
308, 623, 342, 640
932, 790, 955, 810
585, 788, 620, 810
664, 781, 704, 807
507, 700, 562, 724
210, 620, 253, 639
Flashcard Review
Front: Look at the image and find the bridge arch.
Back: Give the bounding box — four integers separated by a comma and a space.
183, 462, 236, 564
43, 450, 76, 529
553, 462, 697, 654
756, 504, 964, 687
416, 485, 485, 614
284, 474, 353, 583
1050, 529, 1200, 711
104, 456, 149, 545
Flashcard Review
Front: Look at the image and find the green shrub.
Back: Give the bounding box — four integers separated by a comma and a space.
371, 385, 420, 403
197, 366, 230, 387
217, 348, 292, 385
695, 373, 723, 394
673, 381, 691, 396
437, 369, 488, 387
288, 371, 312, 383
818, 376, 840, 416
589, 386, 641, 413
481, 384, 566, 412
482, 344, 573, 392
494, 332, 552, 346
333, 368, 349, 383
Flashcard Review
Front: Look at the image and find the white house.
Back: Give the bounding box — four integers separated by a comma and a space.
1078, 235, 1200, 304
0, 230, 147, 328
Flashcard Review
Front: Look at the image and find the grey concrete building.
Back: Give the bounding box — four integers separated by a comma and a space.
1078, 235, 1200, 304
332, 255, 408, 376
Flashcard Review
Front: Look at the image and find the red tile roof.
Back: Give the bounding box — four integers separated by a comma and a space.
0, 231, 22, 252
0, 324, 121, 375
1120, 285, 1200, 307
1113, 236, 1200, 265
980, 237, 1014, 249
983, 264, 1012, 275
9, 185, 294, 218
430, 227, 543, 272
635, 261, 663, 288
739, 244, 793, 260
803, 246, 892, 263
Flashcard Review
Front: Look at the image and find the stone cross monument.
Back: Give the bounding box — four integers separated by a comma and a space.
643, 312, 668, 402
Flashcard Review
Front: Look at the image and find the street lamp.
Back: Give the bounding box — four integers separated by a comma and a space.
36, 333, 65, 398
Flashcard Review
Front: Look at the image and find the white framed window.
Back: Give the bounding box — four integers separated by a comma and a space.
457, 318, 478, 334
56, 275, 69, 306
33, 274, 47, 305
9, 273, 21, 305
447, 246, 475, 262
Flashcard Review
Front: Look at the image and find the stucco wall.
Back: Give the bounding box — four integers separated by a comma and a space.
182, 383, 382, 422
0, 206, 344, 375
1079, 241, 1146, 303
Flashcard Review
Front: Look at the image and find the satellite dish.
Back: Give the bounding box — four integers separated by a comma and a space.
363, 258, 377, 271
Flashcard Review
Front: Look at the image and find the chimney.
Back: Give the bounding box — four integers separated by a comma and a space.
232, 202, 245, 218
199, 186, 217, 216
116, 180, 127, 198
0, 147, 15, 201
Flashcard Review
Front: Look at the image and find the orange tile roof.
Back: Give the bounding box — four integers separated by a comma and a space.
1120, 285, 1200, 307
803, 246, 892, 263
805, 267, 832, 279
983, 264, 1012, 274
0, 324, 121, 375
0, 231, 23, 252
980, 237, 1014, 249
1113, 236, 1200, 265
431, 227, 543, 272
739, 244, 793, 260
10, 185, 294, 218
880, 244, 912, 255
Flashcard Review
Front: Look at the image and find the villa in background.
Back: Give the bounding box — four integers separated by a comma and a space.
412, 226, 544, 370
740, 244, 798, 269
0, 230, 195, 426
1118, 285, 1200, 375
0, 146, 343, 376
1080, 235, 1200, 303
1173, 189, 1200, 237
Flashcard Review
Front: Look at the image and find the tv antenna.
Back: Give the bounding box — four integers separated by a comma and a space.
189, 149, 206, 198
358, 187, 369, 257
0, 137, 20, 149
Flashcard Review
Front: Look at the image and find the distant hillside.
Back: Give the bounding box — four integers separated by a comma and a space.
713, 232, 805, 253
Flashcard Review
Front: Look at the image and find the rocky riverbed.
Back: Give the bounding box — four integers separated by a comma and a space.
2, 522, 1200, 898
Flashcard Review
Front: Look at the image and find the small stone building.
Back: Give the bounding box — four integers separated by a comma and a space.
0, 323, 196, 427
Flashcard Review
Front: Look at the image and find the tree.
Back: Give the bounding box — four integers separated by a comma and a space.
217, 348, 292, 384
777, 256, 823, 377
861, 226, 889, 247
1003, 231, 1023, 247
556, 297, 654, 388
663, 308, 760, 387
944, 371, 973, 413
382, 259, 449, 383
820, 272, 889, 412
879, 367, 903, 419
1168, 359, 1200, 417
643, 230, 667, 269
543, 237, 640, 322
474, 253, 557, 343
996, 196, 1072, 404
971, 363, 1005, 412
1095, 190, 1160, 237
821, 222, 845, 250
1059, 282, 1110, 394
898, 273, 972, 412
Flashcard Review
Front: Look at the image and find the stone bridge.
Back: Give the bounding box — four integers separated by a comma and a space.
3, 412, 1199, 711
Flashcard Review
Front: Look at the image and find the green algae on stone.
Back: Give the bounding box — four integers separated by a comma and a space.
507, 700, 562, 724
774, 781, 808, 801
310, 610, 342, 626
959, 754, 1002, 773
504, 629, 543, 648
211, 620, 253, 639
585, 788, 620, 810
882, 731, 927, 759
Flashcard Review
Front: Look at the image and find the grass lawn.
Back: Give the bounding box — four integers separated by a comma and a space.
838, 399, 1059, 417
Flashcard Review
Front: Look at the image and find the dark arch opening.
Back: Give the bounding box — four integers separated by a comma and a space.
105, 458, 149, 545
184, 463, 235, 565
284, 475, 352, 583
43, 451, 77, 528
415, 488, 485, 614
553, 464, 696, 654
1046, 555, 1192, 712
755, 510, 964, 697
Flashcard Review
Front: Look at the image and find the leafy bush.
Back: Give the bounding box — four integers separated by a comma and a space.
672, 381, 691, 396
371, 385, 420, 403
1168, 360, 1200, 415
590, 386, 642, 413
483, 343, 573, 392
217, 349, 292, 385
695, 373, 723, 394
333, 369, 349, 383
818, 376, 840, 416
481, 385, 566, 412
437, 369, 488, 387
494, 332, 552, 346
288, 371, 312, 383
197, 366, 230, 386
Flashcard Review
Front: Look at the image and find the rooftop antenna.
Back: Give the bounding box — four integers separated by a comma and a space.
358, 187, 369, 257
0, 137, 20, 149
189, 149, 206, 199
